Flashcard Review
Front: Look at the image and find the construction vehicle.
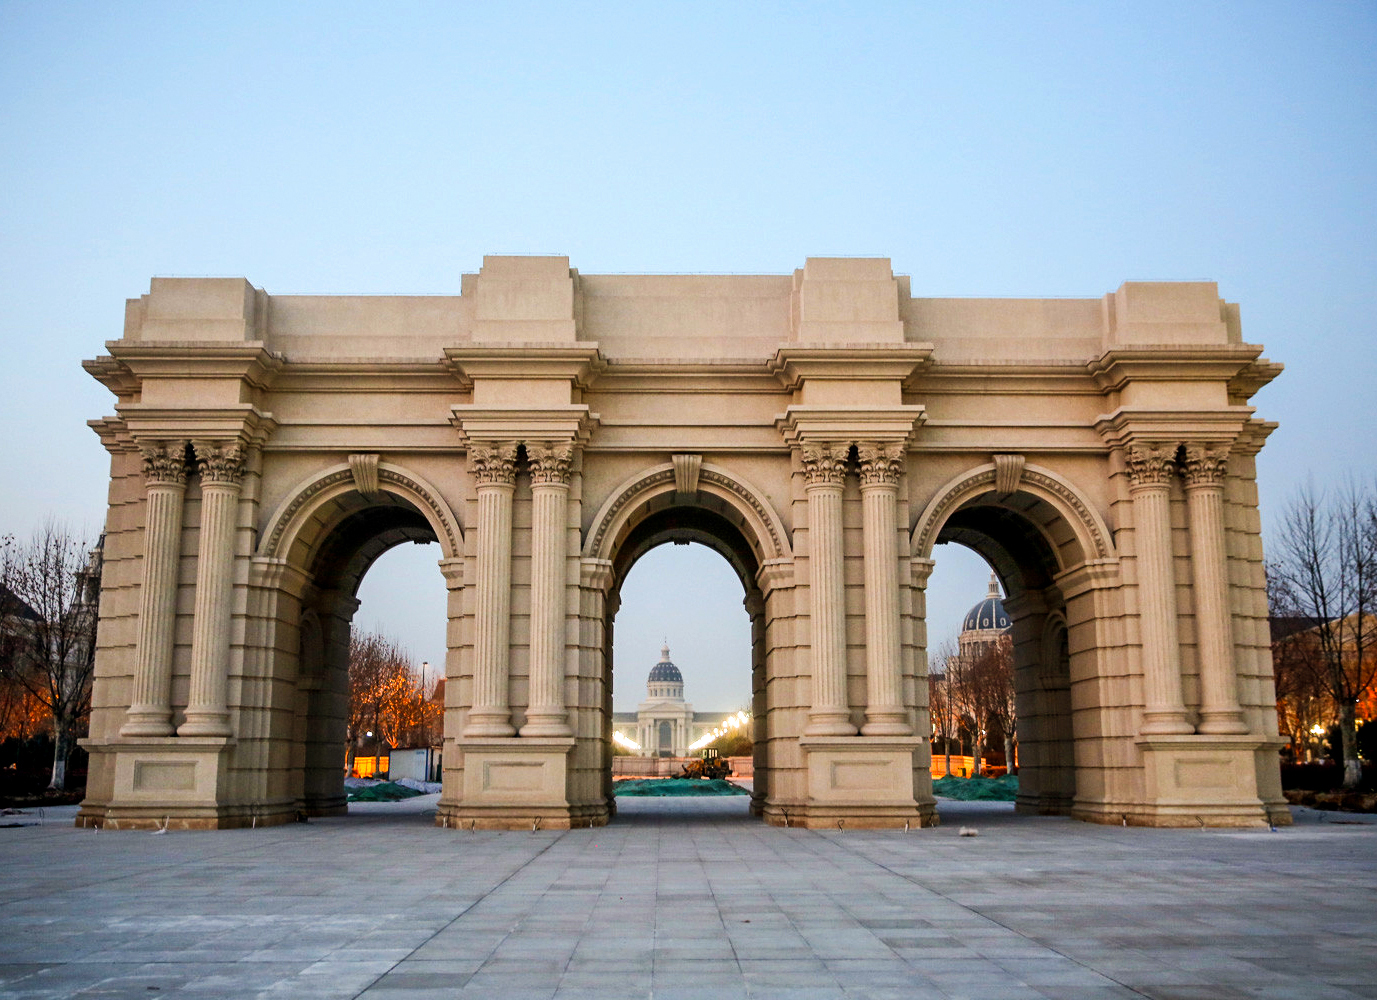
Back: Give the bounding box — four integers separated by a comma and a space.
679, 747, 731, 780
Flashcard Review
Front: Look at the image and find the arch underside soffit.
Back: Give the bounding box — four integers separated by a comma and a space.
612, 503, 761, 599
304, 491, 438, 597
585, 463, 790, 583
939, 502, 1063, 596
259, 463, 463, 568
914, 463, 1114, 595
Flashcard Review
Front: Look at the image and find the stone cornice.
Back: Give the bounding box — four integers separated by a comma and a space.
1088, 344, 1263, 393
117, 405, 277, 451
101, 342, 283, 391
444, 344, 606, 391
769, 344, 933, 391
776, 405, 926, 446
450, 405, 599, 447
1094, 408, 1252, 450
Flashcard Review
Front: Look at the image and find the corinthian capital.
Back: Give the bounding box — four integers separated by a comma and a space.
1124, 443, 1177, 489
857, 441, 904, 488
191, 441, 246, 486
528, 441, 574, 486
140, 440, 189, 487
1181, 444, 1230, 488
800, 442, 848, 487
470, 442, 518, 486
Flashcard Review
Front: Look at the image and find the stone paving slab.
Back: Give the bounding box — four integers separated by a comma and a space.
0, 796, 1373, 999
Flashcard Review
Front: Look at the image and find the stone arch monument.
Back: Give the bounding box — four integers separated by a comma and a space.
79, 256, 1288, 829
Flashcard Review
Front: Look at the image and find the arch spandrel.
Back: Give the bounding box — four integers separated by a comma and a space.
257, 461, 465, 567
583, 461, 792, 570
910, 461, 1116, 572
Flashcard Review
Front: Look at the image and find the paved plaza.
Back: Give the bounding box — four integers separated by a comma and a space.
1, 795, 1373, 1000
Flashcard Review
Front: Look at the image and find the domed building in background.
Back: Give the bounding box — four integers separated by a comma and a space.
612, 643, 737, 757
958, 573, 1011, 663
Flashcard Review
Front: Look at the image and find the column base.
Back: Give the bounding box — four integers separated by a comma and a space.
519, 713, 573, 738
804, 712, 858, 737
1139, 712, 1194, 736
118, 711, 175, 738
75, 736, 285, 829
860, 711, 912, 737
438, 736, 577, 830
1196, 711, 1249, 735
463, 712, 517, 738
1128, 733, 1288, 827
781, 736, 936, 829
176, 713, 231, 738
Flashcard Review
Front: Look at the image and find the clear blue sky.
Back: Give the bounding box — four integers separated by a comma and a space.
3, 3, 1373, 712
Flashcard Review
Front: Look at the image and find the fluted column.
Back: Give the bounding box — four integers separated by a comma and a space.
465, 442, 518, 737
1125, 444, 1193, 735
121, 441, 189, 737
178, 441, 245, 737
1183, 444, 1248, 734
802, 442, 856, 736
521, 441, 573, 737
858, 442, 910, 735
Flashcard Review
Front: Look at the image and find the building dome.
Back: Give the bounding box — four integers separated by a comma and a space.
962, 574, 1010, 632
647, 643, 683, 685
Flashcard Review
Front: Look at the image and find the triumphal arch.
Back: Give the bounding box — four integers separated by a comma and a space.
78, 256, 1288, 830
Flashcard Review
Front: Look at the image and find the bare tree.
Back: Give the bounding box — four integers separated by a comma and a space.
348, 630, 439, 769
928, 640, 958, 776
0, 523, 101, 790
969, 633, 1016, 773
1271, 622, 1331, 761
1269, 482, 1377, 788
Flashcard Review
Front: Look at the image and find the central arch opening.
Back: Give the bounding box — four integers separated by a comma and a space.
604, 501, 765, 822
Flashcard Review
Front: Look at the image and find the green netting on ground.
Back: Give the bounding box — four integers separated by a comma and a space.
347, 782, 425, 802
613, 778, 749, 797
931, 774, 1019, 801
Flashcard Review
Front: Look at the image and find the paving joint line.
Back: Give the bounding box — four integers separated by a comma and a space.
818, 830, 1157, 1000
346, 829, 569, 1000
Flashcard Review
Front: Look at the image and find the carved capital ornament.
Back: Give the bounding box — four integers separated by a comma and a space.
1124, 443, 1177, 489
800, 442, 848, 487
528, 441, 574, 486
191, 441, 246, 486
857, 441, 904, 488
470, 442, 518, 486
140, 440, 189, 487
1181, 444, 1230, 488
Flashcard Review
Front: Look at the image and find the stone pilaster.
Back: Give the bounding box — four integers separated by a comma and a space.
121, 441, 189, 737
857, 441, 909, 736
1182, 444, 1248, 734
521, 441, 574, 737
801, 442, 855, 737
178, 441, 246, 737
1124, 443, 1193, 736
465, 442, 518, 737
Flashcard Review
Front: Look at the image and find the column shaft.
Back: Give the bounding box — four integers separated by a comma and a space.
803, 442, 854, 736
859, 442, 908, 735
465, 443, 518, 737
1126, 445, 1193, 735
522, 469, 572, 736
1184, 446, 1247, 734
122, 443, 187, 737
179, 443, 244, 737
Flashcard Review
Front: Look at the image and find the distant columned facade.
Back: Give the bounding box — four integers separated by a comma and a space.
612, 644, 736, 756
